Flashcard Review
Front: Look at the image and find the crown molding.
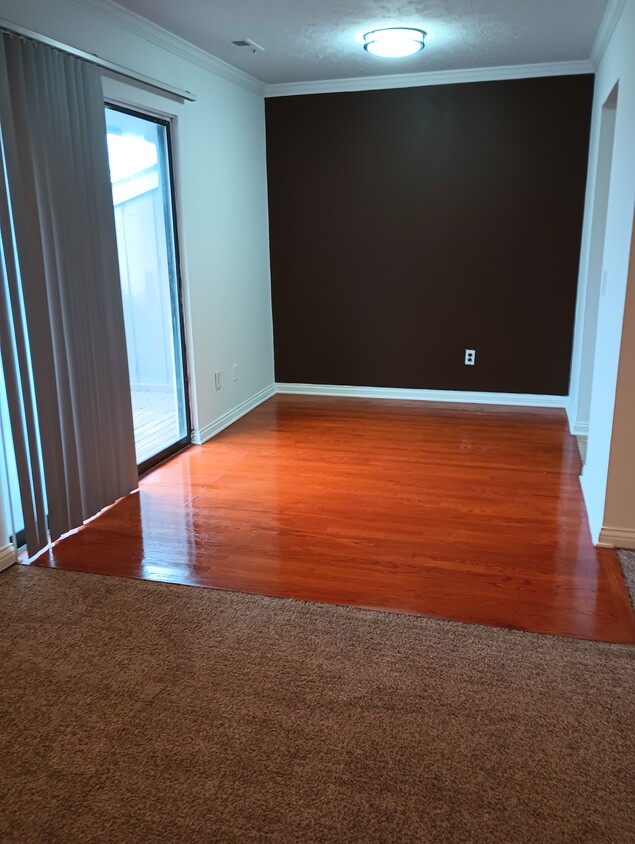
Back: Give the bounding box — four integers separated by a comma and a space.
591, 0, 627, 69
264, 60, 594, 98
60, 0, 265, 96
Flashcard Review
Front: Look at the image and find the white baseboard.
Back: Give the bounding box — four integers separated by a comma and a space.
190, 382, 568, 447
572, 423, 590, 436
0, 543, 16, 573
576, 435, 588, 464
192, 385, 275, 445
566, 402, 589, 436
570, 421, 589, 436
598, 527, 635, 550
275, 383, 568, 409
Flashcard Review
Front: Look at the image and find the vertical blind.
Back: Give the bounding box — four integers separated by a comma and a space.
0, 35, 138, 557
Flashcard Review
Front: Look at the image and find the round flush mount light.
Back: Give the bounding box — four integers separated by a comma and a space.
363, 27, 426, 58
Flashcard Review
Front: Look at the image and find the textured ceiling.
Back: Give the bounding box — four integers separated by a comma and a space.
111, 0, 608, 85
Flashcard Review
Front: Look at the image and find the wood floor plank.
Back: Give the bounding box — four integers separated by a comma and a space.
30, 396, 635, 643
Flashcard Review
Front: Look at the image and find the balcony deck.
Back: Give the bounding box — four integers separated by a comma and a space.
131, 388, 181, 465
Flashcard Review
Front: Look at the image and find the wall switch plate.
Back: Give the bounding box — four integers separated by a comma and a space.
214, 370, 222, 390
233, 364, 238, 382
465, 349, 476, 366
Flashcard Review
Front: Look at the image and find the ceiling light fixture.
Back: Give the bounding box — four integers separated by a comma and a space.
362, 27, 426, 58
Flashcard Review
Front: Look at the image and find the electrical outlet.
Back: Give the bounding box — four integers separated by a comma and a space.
233, 364, 238, 382
214, 370, 222, 390
465, 349, 476, 366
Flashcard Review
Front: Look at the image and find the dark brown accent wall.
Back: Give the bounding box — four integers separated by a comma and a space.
265, 75, 594, 395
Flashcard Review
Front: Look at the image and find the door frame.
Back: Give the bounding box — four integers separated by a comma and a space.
106, 103, 192, 476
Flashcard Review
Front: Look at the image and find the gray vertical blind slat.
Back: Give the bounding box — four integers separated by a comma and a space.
0, 40, 49, 554
0, 35, 138, 557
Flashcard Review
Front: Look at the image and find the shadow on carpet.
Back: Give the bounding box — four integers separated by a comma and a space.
1, 565, 634, 843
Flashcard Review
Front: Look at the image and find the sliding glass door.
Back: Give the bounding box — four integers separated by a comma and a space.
105, 106, 190, 472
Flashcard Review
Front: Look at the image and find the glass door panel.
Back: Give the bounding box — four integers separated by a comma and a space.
105, 106, 189, 471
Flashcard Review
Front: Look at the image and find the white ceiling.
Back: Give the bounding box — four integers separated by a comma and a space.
111, 0, 609, 85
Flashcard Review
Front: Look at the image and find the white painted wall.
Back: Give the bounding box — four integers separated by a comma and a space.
0, 0, 274, 442
570, 0, 635, 541
567, 90, 617, 437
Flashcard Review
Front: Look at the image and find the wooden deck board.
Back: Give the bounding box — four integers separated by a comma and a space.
131, 388, 181, 464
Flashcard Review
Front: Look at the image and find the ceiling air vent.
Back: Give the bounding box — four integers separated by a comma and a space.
231, 38, 264, 53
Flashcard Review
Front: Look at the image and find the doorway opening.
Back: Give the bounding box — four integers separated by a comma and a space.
105, 106, 190, 473
576, 83, 619, 429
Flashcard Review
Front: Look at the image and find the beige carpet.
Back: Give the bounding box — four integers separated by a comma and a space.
1, 566, 634, 843
619, 549, 635, 607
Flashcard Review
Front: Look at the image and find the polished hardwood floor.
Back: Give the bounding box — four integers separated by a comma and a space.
30, 396, 635, 643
